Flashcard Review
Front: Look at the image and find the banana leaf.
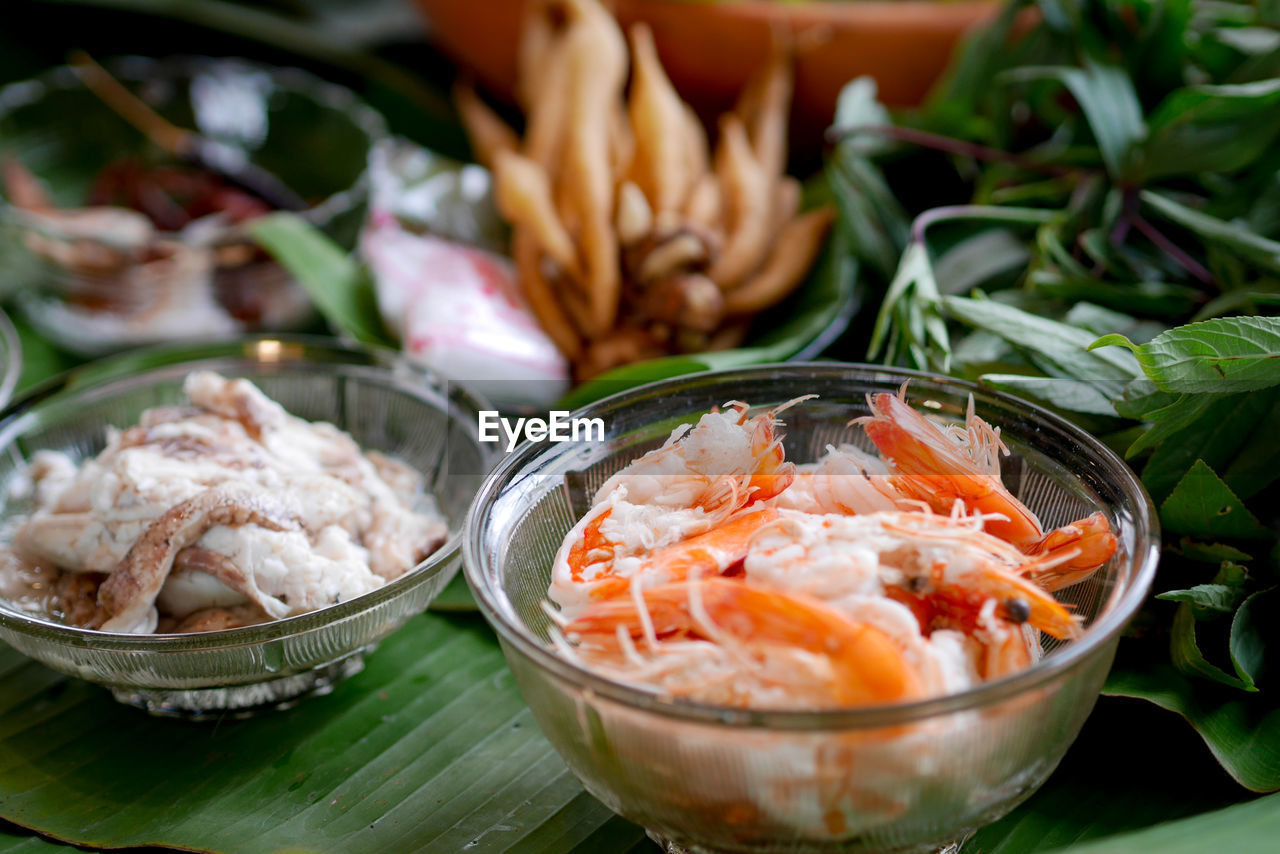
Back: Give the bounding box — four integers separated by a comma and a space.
0, 650, 1257, 854
0, 613, 647, 853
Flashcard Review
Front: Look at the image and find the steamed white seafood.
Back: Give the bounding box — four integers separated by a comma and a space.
1, 371, 447, 634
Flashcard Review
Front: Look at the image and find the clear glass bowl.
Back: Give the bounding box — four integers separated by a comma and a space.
465, 363, 1160, 854
0, 337, 492, 718
0, 306, 21, 409
0, 57, 387, 355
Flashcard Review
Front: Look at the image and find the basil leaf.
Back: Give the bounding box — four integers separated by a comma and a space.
1062, 302, 1161, 342
942, 296, 1140, 383
870, 242, 950, 371
1158, 583, 1248, 614
1001, 59, 1147, 179
1193, 285, 1280, 321
827, 155, 909, 281
932, 229, 1030, 295
1029, 274, 1203, 319
1176, 539, 1255, 564
1105, 662, 1280, 791
980, 374, 1120, 416
1141, 191, 1280, 273
1230, 587, 1280, 690
1142, 79, 1280, 179
1160, 459, 1270, 540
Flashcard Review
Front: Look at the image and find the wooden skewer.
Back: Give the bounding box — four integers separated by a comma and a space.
68, 51, 308, 212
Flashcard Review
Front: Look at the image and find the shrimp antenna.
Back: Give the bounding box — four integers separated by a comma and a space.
540, 599, 570, 628
685, 579, 732, 647
630, 573, 659, 651
770, 393, 819, 418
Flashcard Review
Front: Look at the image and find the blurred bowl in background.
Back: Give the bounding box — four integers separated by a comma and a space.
415, 0, 1002, 157
0, 57, 387, 356
0, 307, 20, 409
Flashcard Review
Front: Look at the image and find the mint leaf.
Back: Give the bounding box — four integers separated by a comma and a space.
1141, 389, 1280, 502
1132, 317, 1280, 394
1094, 317, 1280, 394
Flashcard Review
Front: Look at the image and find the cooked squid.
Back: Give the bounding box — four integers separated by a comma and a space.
1, 372, 447, 634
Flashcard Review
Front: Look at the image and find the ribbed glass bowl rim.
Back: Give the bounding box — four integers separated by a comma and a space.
0, 307, 22, 411
464, 362, 1161, 729
0, 55, 388, 229
0, 334, 492, 651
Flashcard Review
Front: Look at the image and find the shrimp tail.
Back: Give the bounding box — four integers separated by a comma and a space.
1025, 512, 1117, 592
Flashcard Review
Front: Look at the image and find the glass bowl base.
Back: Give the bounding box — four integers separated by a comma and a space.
109, 652, 368, 720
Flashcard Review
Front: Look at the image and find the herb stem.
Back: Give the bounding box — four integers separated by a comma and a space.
1110, 191, 1138, 249
910, 204, 1057, 246
1131, 215, 1215, 285
828, 124, 1077, 177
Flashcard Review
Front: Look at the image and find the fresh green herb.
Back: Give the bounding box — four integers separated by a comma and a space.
828, 0, 1280, 792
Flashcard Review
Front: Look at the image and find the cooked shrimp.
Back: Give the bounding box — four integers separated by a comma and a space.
546, 391, 1110, 711
1025, 511, 1118, 589
591, 397, 804, 510
557, 506, 779, 612
776, 444, 906, 516
858, 389, 1043, 548
859, 387, 1118, 576
550, 398, 803, 616
562, 577, 925, 708
746, 510, 1080, 640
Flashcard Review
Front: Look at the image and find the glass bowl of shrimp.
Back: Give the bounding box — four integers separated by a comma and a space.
464, 363, 1159, 854
0, 336, 492, 718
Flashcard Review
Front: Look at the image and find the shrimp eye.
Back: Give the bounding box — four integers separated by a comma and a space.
1003, 597, 1031, 624
906, 575, 930, 594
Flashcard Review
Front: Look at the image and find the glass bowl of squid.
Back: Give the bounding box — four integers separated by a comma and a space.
0, 336, 491, 718
464, 363, 1159, 854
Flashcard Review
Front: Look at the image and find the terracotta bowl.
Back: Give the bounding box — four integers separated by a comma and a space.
415, 0, 1001, 152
